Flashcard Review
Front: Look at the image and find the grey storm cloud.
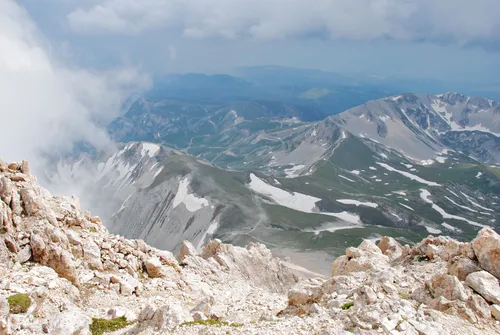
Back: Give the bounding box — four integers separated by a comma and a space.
66, 0, 500, 47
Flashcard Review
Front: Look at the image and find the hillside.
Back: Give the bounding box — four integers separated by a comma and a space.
1, 159, 500, 334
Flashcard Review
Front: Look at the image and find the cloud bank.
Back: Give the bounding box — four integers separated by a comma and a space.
67, 0, 500, 47
0, 0, 150, 172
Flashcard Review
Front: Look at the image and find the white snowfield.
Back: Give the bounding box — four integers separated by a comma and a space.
420, 189, 487, 228
376, 162, 440, 186
336, 199, 378, 208
248, 174, 361, 224
173, 178, 209, 212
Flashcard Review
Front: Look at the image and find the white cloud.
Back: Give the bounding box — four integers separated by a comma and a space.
0, 0, 150, 173
66, 0, 500, 46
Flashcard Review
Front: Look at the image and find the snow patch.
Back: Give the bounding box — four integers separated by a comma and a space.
349, 170, 361, 175
435, 156, 446, 163
419, 159, 434, 166
376, 162, 440, 186
460, 191, 494, 212
475, 172, 483, 179
425, 226, 442, 234
441, 222, 462, 232
173, 178, 209, 212
248, 174, 361, 223
420, 190, 486, 227
399, 203, 414, 211
339, 175, 355, 182
369, 166, 377, 171
337, 199, 378, 208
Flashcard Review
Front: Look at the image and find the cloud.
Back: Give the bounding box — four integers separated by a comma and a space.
0, 0, 150, 173
66, 0, 500, 47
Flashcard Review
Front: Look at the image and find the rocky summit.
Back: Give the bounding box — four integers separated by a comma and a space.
1, 159, 500, 335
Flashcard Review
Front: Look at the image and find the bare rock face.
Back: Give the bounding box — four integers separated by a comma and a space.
471, 228, 500, 279
466, 271, 500, 304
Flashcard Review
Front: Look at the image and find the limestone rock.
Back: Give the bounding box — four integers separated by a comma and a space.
19, 188, 40, 216
377, 236, 403, 260
82, 240, 103, 271
48, 308, 91, 335
466, 271, 500, 304
448, 257, 481, 281
179, 240, 198, 263
471, 228, 500, 279
428, 274, 470, 301
491, 305, 500, 321
152, 303, 193, 331
144, 257, 165, 278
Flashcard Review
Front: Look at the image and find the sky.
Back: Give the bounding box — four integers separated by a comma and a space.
17, 0, 500, 83
1, 0, 500, 167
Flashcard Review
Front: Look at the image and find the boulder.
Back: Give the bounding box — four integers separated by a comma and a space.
428, 274, 470, 301
144, 257, 165, 278
287, 282, 324, 307
152, 303, 193, 331
82, 240, 103, 271
448, 257, 480, 281
179, 240, 198, 263
19, 188, 41, 216
332, 240, 390, 276
465, 271, 500, 304
377, 236, 403, 260
471, 228, 500, 279
48, 308, 91, 335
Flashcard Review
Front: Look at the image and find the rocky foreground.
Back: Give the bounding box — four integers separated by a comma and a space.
1, 160, 500, 335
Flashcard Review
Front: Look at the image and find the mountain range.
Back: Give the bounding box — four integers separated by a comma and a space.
50, 91, 500, 273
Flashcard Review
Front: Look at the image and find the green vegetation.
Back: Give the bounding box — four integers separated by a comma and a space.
180, 319, 243, 328
416, 255, 430, 262
89, 317, 133, 335
8, 294, 31, 314
398, 292, 410, 299
341, 301, 354, 310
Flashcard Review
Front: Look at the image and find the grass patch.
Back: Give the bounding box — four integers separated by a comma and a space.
398, 292, 410, 299
180, 320, 243, 328
341, 301, 354, 310
89, 317, 133, 335
8, 294, 31, 314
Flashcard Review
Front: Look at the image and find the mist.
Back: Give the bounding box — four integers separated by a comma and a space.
0, 0, 150, 177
